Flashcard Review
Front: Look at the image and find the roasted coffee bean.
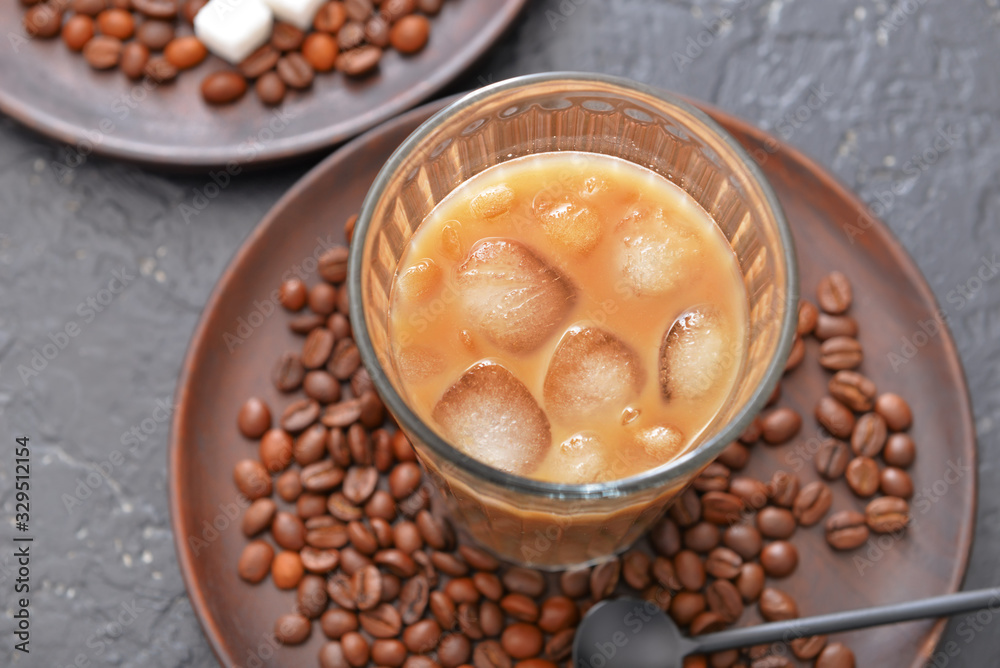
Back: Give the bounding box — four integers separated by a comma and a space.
669, 488, 702, 527
291, 424, 326, 465
503, 571, 546, 600
179, 0, 205, 21
669, 591, 706, 626
303, 370, 341, 404
445, 577, 480, 604
359, 391, 385, 428
300, 31, 338, 71
321, 608, 358, 639
337, 19, 366, 48
289, 312, 325, 334
342, 465, 378, 504
475, 638, 513, 667
851, 412, 888, 457
297, 574, 329, 618
456, 544, 498, 572
758, 587, 798, 621
399, 488, 430, 518
736, 562, 765, 603
276, 469, 302, 501
133, 0, 177, 17
388, 461, 421, 499
233, 458, 271, 499
476, 599, 502, 638
275, 612, 311, 644
370, 638, 407, 667
621, 550, 652, 591
471, 572, 502, 601
364, 13, 389, 46
683, 522, 720, 553
403, 618, 441, 653
500, 593, 539, 622
343, 0, 371, 20
705, 547, 742, 580
389, 13, 429, 53
875, 392, 912, 430
790, 635, 828, 660
768, 471, 799, 508
83, 35, 123, 69
343, 520, 375, 555
201, 69, 249, 103
277, 52, 315, 88
880, 466, 913, 498
273, 511, 307, 550
318, 639, 348, 668
24, 4, 63, 37
651, 556, 681, 591
301, 328, 335, 369
814, 642, 855, 668
301, 546, 339, 573
272, 550, 305, 589
259, 428, 293, 472
315, 245, 349, 284
340, 547, 372, 576
356, 602, 402, 638
72, 0, 105, 15
238, 540, 273, 582
309, 282, 338, 314
817, 271, 852, 314
242, 498, 276, 536
327, 572, 358, 610
819, 336, 863, 370
417, 510, 454, 551
866, 496, 910, 533
314, 0, 346, 31
329, 338, 362, 379
97, 8, 134, 38
424, 590, 455, 630
690, 611, 727, 635
674, 550, 706, 592
136, 18, 174, 49
164, 35, 206, 68
255, 71, 286, 105
825, 510, 869, 550
560, 567, 591, 597
270, 20, 304, 51
701, 491, 744, 525
693, 462, 731, 492
344, 423, 371, 465
785, 336, 805, 371
795, 299, 818, 335
717, 441, 750, 469
306, 522, 349, 549
589, 558, 621, 599
238, 397, 271, 438
761, 407, 801, 444
374, 549, 417, 578
756, 507, 796, 539
431, 632, 468, 667
383, 0, 416, 20
723, 524, 762, 560
883, 433, 916, 468
391, 430, 417, 462
62, 14, 95, 50
760, 541, 798, 578
274, 352, 306, 392
845, 456, 880, 497
363, 489, 396, 521
828, 370, 876, 412
537, 596, 578, 633
294, 492, 324, 519
815, 396, 855, 439
792, 481, 832, 526
399, 574, 429, 624
351, 564, 382, 610
750, 657, 793, 668
457, 601, 483, 639
337, 45, 382, 75
501, 623, 543, 660
240, 43, 281, 78
814, 313, 859, 341
281, 398, 320, 432
706, 579, 744, 623
815, 439, 850, 480
339, 631, 369, 666
739, 416, 763, 443
729, 476, 769, 510
417, 0, 442, 13
372, 429, 394, 472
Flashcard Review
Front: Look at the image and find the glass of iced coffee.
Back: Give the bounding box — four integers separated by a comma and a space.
349, 73, 798, 569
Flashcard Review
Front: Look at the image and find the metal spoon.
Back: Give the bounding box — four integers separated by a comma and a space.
573, 588, 1000, 667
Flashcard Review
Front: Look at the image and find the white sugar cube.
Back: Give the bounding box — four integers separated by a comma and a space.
259, 0, 325, 30
194, 0, 273, 65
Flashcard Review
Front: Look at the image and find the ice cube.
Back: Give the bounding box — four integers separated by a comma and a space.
543, 326, 644, 423
532, 192, 602, 254
659, 306, 731, 400
469, 184, 515, 219
439, 221, 464, 261
396, 346, 445, 383
431, 361, 551, 475
554, 432, 612, 483
194, 0, 273, 64
633, 424, 686, 463
396, 258, 443, 303
454, 239, 576, 353
616, 204, 703, 297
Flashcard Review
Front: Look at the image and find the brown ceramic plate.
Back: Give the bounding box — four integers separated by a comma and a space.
0, 1, 524, 169
169, 95, 976, 666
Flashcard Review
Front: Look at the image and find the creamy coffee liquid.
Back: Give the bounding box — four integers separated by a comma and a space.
388, 151, 748, 483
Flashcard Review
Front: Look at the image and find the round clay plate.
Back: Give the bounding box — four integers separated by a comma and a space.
169, 96, 977, 666
0, 1, 525, 168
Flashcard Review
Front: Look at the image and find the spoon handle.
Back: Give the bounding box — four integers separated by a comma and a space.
693, 587, 1000, 655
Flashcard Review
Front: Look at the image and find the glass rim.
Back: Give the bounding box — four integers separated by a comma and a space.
349, 71, 800, 500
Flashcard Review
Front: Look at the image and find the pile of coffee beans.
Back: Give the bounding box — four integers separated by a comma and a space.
21, 0, 444, 106
231, 214, 916, 667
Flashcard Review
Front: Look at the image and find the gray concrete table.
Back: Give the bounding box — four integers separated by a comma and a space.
1, 1, 998, 666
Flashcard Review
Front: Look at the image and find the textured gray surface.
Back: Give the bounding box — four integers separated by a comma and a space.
0, 0, 998, 666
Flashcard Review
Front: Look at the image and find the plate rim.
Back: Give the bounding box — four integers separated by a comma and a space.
0, 1, 527, 169
168, 93, 978, 667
